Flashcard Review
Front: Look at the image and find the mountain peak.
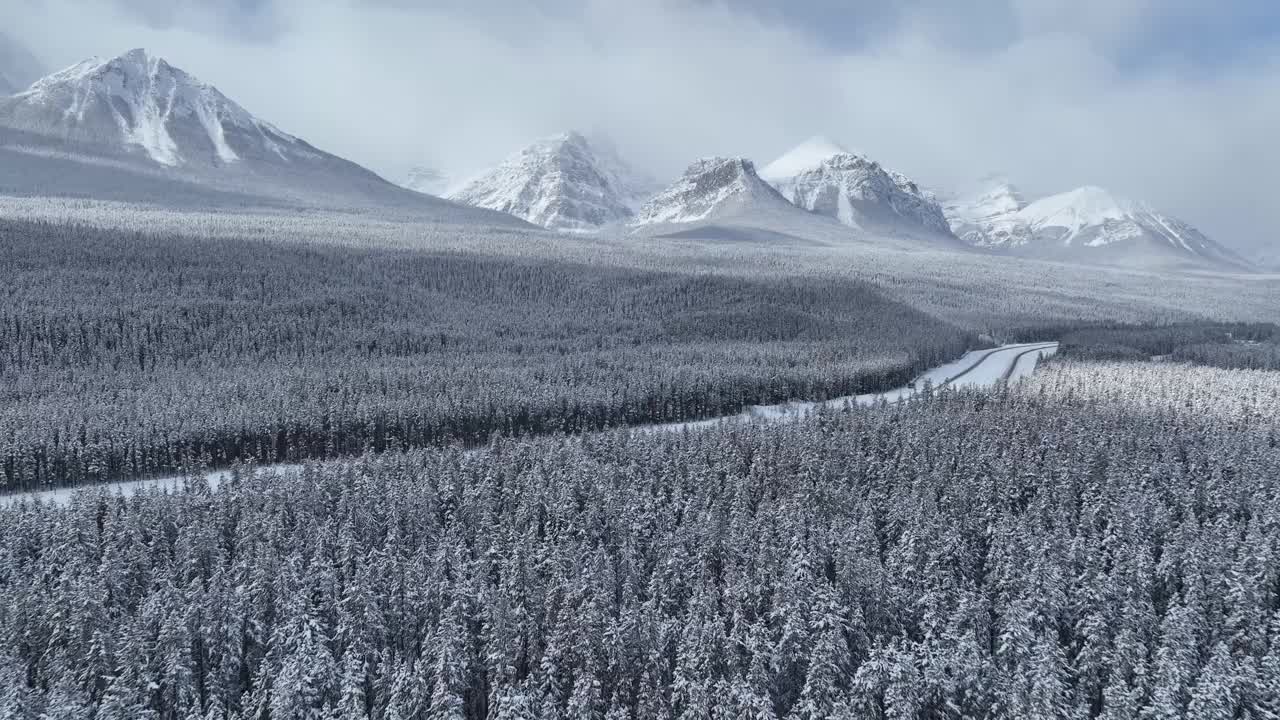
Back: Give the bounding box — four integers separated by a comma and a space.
120, 47, 154, 62
32, 49, 171, 94
761, 135, 859, 182
762, 139, 953, 238
448, 130, 657, 231
0, 50, 539, 222
942, 176, 1031, 243
1021, 186, 1141, 233
1, 49, 308, 169
552, 129, 589, 144
632, 156, 792, 227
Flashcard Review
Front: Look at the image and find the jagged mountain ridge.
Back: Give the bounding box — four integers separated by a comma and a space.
631, 156, 796, 228
945, 179, 1245, 268
761, 136, 954, 238
943, 176, 1034, 248
449, 131, 659, 231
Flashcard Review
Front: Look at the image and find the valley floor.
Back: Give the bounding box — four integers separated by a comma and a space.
0, 342, 1057, 507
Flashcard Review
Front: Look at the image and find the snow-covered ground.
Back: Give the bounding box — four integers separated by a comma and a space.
0, 465, 304, 509
1006, 344, 1056, 382
1, 342, 1056, 507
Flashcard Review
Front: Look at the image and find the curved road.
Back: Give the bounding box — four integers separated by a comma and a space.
2, 341, 1059, 507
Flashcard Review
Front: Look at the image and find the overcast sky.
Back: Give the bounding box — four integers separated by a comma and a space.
3, 0, 1278, 255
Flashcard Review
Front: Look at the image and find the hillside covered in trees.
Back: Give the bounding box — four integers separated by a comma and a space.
0, 220, 978, 490
2, 359, 1278, 718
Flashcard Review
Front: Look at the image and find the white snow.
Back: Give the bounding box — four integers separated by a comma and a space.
632, 156, 788, 226
448, 131, 658, 230
761, 137, 953, 236
1006, 344, 1054, 382
759, 135, 857, 182
944, 179, 1232, 263
14, 48, 298, 167
1017, 186, 1139, 246
0, 464, 304, 509
942, 176, 1033, 247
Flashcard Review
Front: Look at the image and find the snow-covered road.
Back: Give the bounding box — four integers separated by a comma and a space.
654, 341, 1057, 431
1, 341, 1057, 507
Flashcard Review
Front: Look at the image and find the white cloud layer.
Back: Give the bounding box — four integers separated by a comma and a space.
2, 0, 1277, 256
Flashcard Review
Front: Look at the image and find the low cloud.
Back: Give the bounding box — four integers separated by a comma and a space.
3, 0, 1277, 255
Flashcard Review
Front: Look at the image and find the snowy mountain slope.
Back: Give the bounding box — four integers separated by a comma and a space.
631, 157, 797, 227
1, 49, 317, 168
942, 176, 1033, 247
448, 131, 659, 231
760, 136, 955, 239
759, 135, 856, 183
1018, 187, 1245, 266
945, 179, 1245, 268
0, 49, 530, 224
0, 32, 43, 96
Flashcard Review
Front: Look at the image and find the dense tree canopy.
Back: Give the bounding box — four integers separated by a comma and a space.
0, 220, 976, 490
2, 360, 1278, 718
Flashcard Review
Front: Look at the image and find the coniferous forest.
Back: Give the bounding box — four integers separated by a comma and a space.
0, 220, 975, 490
3, 217, 1280, 719
2, 360, 1279, 718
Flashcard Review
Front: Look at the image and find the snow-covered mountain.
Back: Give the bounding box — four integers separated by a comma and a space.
0, 49, 528, 224
942, 176, 1034, 248
631, 156, 795, 228
760, 136, 954, 238
401, 166, 452, 196
1019, 187, 1242, 263
0, 48, 320, 168
448, 131, 659, 231
0, 32, 43, 96
945, 180, 1244, 268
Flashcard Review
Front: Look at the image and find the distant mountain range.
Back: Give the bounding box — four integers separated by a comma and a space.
0, 45, 1256, 269
0, 48, 529, 225
943, 177, 1246, 269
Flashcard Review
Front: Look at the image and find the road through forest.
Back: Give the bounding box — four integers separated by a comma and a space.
1, 341, 1059, 507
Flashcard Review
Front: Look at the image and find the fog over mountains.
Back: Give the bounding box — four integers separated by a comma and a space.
944, 178, 1246, 269
447, 131, 659, 231
0, 42, 1262, 270
0, 48, 529, 225
5, 0, 1277, 267
0, 32, 43, 96
631, 157, 795, 229
760, 136, 955, 241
